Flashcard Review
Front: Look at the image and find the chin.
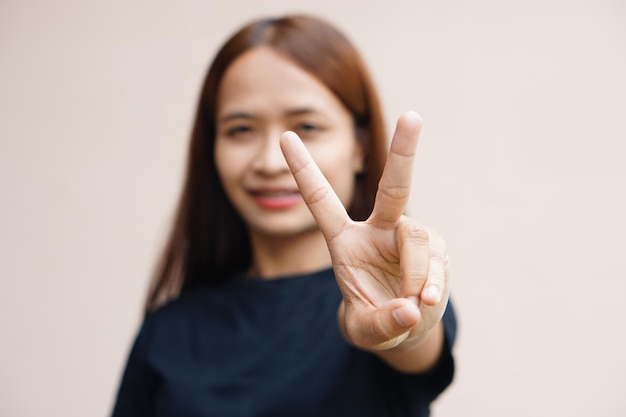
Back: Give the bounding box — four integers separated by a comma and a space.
250, 221, 321, 240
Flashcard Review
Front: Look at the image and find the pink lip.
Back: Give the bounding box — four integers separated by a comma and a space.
250, 190, 302, 209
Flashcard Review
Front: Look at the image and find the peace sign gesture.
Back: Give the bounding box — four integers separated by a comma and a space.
280, 111, 450, 369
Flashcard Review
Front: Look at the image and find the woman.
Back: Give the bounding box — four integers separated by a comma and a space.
112, 14, 456, 417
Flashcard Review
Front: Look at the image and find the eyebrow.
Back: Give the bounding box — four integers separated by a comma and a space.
219, 112, 255, 122
219, 107, 322, 123
285, 107, 320, 117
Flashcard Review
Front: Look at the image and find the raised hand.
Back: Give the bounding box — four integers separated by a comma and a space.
280, 111, 450, 355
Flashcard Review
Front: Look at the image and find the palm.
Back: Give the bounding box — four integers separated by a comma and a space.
281, 112, 449, 351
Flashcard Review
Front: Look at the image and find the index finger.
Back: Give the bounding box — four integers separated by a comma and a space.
370, 111, 422, 228
280, 131, 351, 240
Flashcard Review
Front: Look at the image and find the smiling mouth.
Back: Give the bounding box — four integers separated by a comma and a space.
249, 190, 303, 209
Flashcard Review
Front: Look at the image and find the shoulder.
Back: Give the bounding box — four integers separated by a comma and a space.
134, 286, 219, 347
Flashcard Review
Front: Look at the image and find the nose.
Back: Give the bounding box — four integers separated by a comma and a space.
252, 130, 290, 175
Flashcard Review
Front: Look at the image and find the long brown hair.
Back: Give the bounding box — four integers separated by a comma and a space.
145, 15, 388, 313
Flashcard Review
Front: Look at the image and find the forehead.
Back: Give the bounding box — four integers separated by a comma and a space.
216, 47, 346, 117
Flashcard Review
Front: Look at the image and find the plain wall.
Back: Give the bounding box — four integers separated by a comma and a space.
1, 0, 625, 416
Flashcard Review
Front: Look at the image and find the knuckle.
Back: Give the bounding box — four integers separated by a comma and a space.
429, 250, 446, 263
405, 225, 429, 245
373, 311, 396, 342
404, 261, 428, 281
304, 185, 329, 205
378, 184, 410, 201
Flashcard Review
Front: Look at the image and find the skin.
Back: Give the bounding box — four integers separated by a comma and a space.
216, 46, 450, 373
215, 47, 363, 277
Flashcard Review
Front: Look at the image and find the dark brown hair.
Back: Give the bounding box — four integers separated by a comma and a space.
145, 15, 388, 313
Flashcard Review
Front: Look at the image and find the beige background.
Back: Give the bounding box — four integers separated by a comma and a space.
1, 0, 625, 416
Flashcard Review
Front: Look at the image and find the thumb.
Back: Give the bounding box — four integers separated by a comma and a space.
349, 298, 421, 350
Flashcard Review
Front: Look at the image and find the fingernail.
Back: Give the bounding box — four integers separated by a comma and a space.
393, 306, 413, 328
424, 285, 441, 303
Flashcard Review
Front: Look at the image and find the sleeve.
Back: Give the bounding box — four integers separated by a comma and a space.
412, 297, 457, 402
110, 319, 159, 417
372, 297, 458, 413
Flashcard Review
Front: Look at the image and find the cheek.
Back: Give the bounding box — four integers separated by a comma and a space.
214, 141, 242, 187
312, 144, 360, 204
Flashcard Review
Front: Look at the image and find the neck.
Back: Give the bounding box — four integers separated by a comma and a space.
248, 228, 331, 279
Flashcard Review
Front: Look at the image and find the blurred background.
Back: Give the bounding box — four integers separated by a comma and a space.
1, 0, 625, 416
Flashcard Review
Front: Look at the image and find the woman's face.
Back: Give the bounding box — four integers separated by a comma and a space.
215, 46, 363, 239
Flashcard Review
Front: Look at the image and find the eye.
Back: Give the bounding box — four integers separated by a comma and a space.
294, 122, 324, 137
225, 125, 254, 138
297, 123, 317, 131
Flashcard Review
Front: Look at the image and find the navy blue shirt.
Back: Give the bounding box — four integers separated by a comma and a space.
111, 268, 456, 417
